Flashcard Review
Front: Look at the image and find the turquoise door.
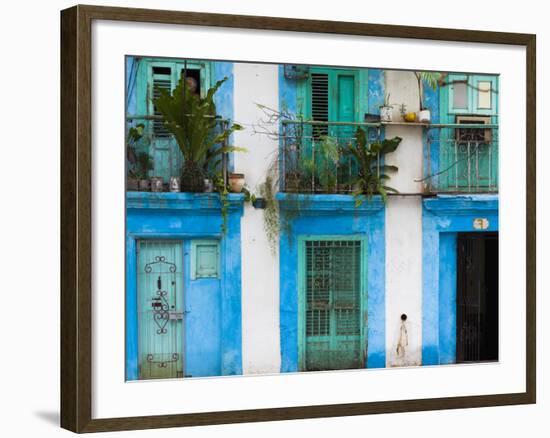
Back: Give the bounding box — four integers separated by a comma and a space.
137, 240, 184, 379
299, 238, 366, 371
301, 68, 358, 191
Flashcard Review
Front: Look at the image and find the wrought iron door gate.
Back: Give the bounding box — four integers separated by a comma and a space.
137, 240, 184, 379
302, 239, 364, 371
457, 233, 499, 363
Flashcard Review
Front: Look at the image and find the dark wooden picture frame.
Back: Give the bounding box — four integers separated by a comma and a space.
60, 4, 536, 433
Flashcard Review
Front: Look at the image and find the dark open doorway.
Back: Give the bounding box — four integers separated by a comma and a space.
456, 232, 499, 363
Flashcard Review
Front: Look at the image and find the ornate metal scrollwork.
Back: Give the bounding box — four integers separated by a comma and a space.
144, 255, 177, 334
146, 353, 180, 368
144, 255, 176, 273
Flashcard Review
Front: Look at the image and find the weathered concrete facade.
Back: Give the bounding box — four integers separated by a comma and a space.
125, 57, 499, 378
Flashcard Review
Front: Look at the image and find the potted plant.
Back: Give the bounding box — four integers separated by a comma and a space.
153, 76, 245, 193
126, 123, 145, 190
135, 152, 154, 191
228, 173, 245, 193
347, 127, 402, 204
301, 135, 340, 193
398, 103, 416, 123
379, 93, 393, 122
414, 71, 442, 123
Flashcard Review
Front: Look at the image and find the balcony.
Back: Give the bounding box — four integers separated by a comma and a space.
280, 120, 382, 194
423, 124, 498, 194
126, 115, 231, 188
280, 120, 498, 195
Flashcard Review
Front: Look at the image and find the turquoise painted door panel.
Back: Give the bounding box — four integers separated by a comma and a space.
301, 239, 365, 370
137, 240, 184, 379
300, 69, 359, 191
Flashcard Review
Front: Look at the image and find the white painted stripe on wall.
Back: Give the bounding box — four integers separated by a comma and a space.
384, 70, 424, 367
385, 196, 423, 367
233, 63, 281, 374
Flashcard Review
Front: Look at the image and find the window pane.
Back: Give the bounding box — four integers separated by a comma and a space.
478, 81, 492, 109
453, 81, 467, 109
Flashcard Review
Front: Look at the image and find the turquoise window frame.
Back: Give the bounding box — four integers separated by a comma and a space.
297, 235, 368, 371
443, 73, 499, 116
190, 239, 221, 280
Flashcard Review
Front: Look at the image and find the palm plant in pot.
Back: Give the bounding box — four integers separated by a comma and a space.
153, 76, 245, 192
414, 71, 442, 123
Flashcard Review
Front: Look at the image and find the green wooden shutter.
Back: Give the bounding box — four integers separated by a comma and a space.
151, 66, 173, 138
302, 239, 364, 371
311, 72, 330, 139
190, 240, 220, 280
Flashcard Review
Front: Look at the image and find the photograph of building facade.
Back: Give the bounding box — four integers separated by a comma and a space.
124, 56, 499, 380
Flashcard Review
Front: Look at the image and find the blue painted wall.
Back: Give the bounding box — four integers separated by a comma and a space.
277, 66, 387, 371
423, 79, 441, 183
278, 195, 386, 371
125, 193, 244, 380
367, 69, 385, 115
213, 62, 235, 171
422, 195, 498, 365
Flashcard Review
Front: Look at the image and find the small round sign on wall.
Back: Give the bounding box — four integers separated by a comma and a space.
473, 217, 489, 230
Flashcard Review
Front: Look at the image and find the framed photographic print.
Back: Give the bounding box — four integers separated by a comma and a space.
60, 4, 536, 433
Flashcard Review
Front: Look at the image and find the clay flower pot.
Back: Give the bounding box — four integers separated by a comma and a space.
228, 173, 245, 193
150, 176, 164, 192
138, 178, 151, 192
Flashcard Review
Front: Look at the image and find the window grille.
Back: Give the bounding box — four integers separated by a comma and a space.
304, 239, 362, 370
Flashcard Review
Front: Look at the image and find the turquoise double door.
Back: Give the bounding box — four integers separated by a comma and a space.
136, 239, 221, 379
299, 237, 367, 371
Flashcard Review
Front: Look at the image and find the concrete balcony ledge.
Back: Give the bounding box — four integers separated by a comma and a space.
126, 191, 245, 213
423, 194, 498, 215
276, 193, 384, 214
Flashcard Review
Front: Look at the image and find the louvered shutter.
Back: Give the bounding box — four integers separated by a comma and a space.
151, 66, 172, 138
310, 72, 329, 139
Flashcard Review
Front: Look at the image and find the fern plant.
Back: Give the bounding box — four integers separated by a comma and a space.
153, 76, 245, 192
348, 127, 402, 205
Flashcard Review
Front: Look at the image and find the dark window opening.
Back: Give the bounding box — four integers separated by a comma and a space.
180, 68, 201, 96
456, 232, 499, 363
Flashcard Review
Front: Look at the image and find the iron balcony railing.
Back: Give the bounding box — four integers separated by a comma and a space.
423, 124, 499, 194
126, 114, 231, 186
280, 120, 499, 195
280, 120, 383, 194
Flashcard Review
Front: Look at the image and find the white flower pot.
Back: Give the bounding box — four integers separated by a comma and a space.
417, 109, 431, 123
380, 106, 393, 122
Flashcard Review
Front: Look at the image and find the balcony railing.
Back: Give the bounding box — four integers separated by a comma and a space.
423, 124, 498, 194
280, 120, 382, 194
280, 120, 499, 195
126, 114, 230, 186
